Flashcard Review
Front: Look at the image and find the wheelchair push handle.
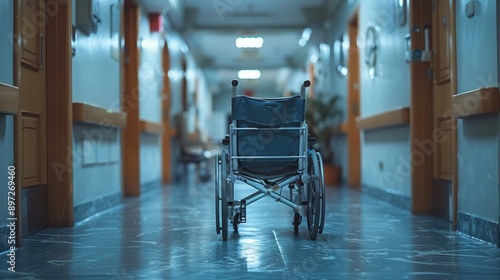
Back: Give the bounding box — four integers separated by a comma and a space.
231, 80, 239, 97
301, 80, 311, 99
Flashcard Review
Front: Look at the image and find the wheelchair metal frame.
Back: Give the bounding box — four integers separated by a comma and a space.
215, 80, 325, 240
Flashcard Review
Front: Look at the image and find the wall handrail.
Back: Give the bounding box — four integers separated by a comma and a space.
140, 119, 162, 135
0, 82, 19, 115
452, 87, 499, 119
72, 102, 127, 128
356, 107, 410, 131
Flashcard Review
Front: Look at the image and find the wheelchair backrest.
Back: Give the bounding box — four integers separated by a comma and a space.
230, 95, 306, 177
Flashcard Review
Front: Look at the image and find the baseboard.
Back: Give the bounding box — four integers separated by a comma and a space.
457, 212, 499, 247
362, 184, 411, 211
141, 179, 161, 194
74, 193, 122, 223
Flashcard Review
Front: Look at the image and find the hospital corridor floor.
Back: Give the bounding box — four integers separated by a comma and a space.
1, 172, 500, 279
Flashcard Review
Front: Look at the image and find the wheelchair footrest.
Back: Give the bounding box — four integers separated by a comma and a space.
240, 200, 246, 223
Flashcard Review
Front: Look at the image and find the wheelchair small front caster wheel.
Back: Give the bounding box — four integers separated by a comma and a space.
233, 213, 239, 231
293, 212, 302, 233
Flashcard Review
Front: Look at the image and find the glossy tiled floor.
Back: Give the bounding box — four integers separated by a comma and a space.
2, 172, 500, 279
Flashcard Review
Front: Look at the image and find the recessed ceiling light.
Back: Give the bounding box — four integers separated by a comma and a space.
236, 37, 263, 48
238, 70, 261, 79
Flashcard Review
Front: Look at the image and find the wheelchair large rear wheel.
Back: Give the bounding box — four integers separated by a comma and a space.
215, 155, 221, 235
221, 150, 229, 240
316, 151, 326, 234
306, 150, 321, 240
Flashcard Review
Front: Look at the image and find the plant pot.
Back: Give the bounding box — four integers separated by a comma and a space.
323, 163, 341, 187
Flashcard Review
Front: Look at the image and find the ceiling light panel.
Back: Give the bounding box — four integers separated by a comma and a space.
238, 70, 261, 79
236, 37, 264, 48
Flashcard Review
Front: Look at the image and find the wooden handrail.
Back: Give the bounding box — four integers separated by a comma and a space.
0, 82, 19, 115
453, 87, 500, 119
356, 107, 410, 131
140, 120, 162, 135
72, 102, 127, 128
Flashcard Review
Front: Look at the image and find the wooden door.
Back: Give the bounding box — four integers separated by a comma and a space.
432, 0, 453, 180
430, 0, 457, 222
19, 0, 48, 235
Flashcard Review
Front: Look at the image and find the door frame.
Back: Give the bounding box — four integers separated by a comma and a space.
45, 0, 74, 227
162, 39, 173, 184
347, 7, 361, 188
409, 0, 458, 229
13, 0, 74, 244
122, 0, 141, 196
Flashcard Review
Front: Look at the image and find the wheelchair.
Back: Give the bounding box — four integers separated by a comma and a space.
215, 80, 325, 240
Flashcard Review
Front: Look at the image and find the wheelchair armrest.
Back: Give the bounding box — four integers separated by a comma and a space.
222, 135, 230, 146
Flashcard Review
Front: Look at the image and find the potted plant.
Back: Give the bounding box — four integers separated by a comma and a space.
305, 93, 343, 186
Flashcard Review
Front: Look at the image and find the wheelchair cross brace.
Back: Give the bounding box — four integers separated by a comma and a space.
227, 174, 306, 215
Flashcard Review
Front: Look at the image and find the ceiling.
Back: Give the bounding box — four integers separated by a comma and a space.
137, 0, 345, 96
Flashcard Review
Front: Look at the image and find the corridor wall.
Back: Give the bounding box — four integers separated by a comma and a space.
0, 0, 14, 253
357, 0, 411, 202
455, 0, 499, 246
138, 11, 162, 191
324, 0, 359, 183
164, 30, 213, 182
71, 0, 123, 222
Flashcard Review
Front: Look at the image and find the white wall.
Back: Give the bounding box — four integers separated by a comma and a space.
456, 0, 499, 222
0, 0, 13, 86
456, 0, 498, 92
72, 0, 122, 206
73, 0, 122, 111
166, 32, 185, 119
358, 0, 411, 196
323, 0, 358, 179
165, 30, 213, 179
138, 10, 163, 186
195, 69, 213, 142
315, 0, 411, 192
0, 1, 15, 225
457, 117, 498, 220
